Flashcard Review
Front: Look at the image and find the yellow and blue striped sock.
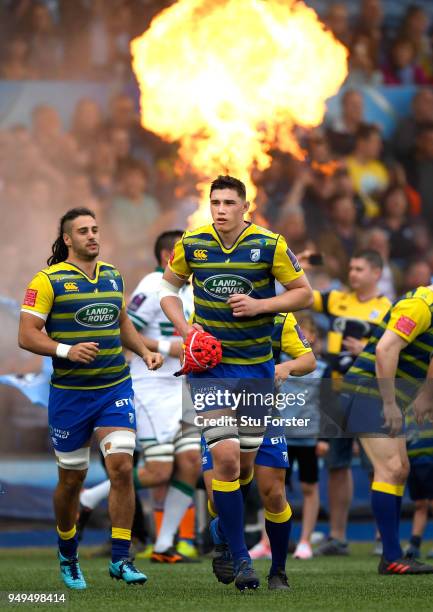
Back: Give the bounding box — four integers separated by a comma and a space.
57, 525, 78, 559
111, 527, 131, 563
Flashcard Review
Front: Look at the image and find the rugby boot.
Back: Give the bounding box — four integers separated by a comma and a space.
109, 559, 147, 584
58, 552, 86, 590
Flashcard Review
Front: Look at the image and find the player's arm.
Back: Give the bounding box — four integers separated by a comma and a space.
159, 238, 202, 339
376, 298, 431, 435
119, 308, 163, 370
413, 358, 433, 425
19, 274, 99, 364
128, 291, 183, 358
228, 239, 313, 317
274, 314, 316, 383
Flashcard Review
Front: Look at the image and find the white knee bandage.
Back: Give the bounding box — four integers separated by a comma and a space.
100, 430, 136, 458
141, 441, 174, 462
55, 447, 90, 471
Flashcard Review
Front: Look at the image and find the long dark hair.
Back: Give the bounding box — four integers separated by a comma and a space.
47, 207, 96, 266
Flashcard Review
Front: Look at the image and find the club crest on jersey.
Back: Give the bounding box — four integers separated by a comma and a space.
64, 282, 79, 292
193, 249, 208, 261
109, 279, 119, 291
75, 302, 120, 327
250, 248, 260, 262
203, 274, 253, 301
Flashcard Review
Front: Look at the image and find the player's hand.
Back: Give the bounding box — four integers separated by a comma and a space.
413, 391, 433, 425
275, 362, 290, 386
315, 441, 329, 457
143, 351, 164, 370
182, 322, 204, 341
228, 294, 262, 317
68, 342, 99, 364
382, 400, 403, 437
342, 336, 364, 356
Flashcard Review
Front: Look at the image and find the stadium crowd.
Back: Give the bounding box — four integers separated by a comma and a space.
2, 0, 433, 567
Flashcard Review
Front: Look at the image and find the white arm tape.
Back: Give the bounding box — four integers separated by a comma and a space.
159, 278, 181, 300
56, 343, 71, 359
157, 339, 171, 357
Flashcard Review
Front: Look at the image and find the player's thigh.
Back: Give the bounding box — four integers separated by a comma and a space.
48, 385, 94, 453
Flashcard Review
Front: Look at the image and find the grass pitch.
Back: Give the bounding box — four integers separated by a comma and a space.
1, 545, 432, 611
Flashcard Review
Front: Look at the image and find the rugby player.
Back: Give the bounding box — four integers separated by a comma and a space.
159, 175, 313, 590
202, 312, 316, 589
79, 231, 201, 561
309, 250, 391, 555
18, 208, 163, 589
344, 284, 433, 574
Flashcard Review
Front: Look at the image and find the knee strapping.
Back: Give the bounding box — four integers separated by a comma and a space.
55, 447, 90, 471
100, 430, 136, 458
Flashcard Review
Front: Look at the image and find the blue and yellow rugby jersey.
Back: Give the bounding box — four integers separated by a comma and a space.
406, 409, 433, 465
347, 286, 433, 385
272, 312, 312, 363
169, 223, 304, 365
313, 289, 391, 375
21, 261, 130, 390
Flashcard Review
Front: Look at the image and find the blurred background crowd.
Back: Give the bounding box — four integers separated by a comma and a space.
1, 0, 433, 306
1, 0, 433, 554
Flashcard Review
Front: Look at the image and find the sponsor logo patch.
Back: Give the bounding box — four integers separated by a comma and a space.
295, 324, 311, 348
286, 248, 301, 272
250, 248, 260, 262
394, 315, 417, 337
75, 302, 120, 328
193, 249, 208, 260
203, 274, 253, 301
23, 288, 37, 307
128, 293, 146, 312
64, 282, 79, 291
109, 279, 119, 291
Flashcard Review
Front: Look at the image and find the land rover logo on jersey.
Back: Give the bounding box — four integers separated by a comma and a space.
75, 303, 120, 327
250, 249, 260, 262
203, 274, 253, 301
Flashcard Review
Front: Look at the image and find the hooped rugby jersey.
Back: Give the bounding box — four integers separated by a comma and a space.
313, 289, 391, 374
21, 261, 129, 390
168, 223, 304, 365
127, 267, 193, 379
347, 286, 433, 386
272, 312, 312, 363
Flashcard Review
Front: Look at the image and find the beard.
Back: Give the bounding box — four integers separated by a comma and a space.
75, 244, 100, 260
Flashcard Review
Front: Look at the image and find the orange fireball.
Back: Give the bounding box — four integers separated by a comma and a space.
131, 0, 348, 225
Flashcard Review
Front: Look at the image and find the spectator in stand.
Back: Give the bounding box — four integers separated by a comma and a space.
403, 260, 432, 292
109, 162, 160, 284
317, 194, 364, 282
346, 124, 389, 219
393, 88, 433, 166
105, 93, 172, 167
381, 38, 429, 86
108, 1, 135, 80
397, 5, 433, 81
404, 123, 433, 233
352, 0, 386, 67
27, 2, 62, 78
363, 228, 399, 301
326, 90, 367, 157
323, 3, 351, 47
345, 33, 383, 88
277, 206, 316, 255
70, 98, 104, 154
0, 35, 35, 79
31, 105, 81, 176
107, 127, 136, 176
376, 186, 417, 267
88, 139, 117, 200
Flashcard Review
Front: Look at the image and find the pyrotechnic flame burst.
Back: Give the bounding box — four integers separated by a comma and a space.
131, 0, 348, 225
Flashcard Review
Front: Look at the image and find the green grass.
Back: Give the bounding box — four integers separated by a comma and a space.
1, 545, 433, 611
